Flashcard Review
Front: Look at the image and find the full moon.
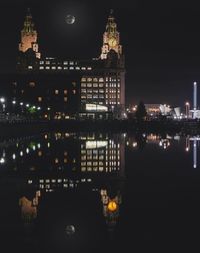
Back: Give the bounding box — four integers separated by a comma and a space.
65, 14, 75, 25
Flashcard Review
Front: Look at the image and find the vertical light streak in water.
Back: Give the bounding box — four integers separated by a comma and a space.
193, 139, 197, 169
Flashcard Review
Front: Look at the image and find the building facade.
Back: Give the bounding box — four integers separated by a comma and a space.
15, 9, 125, 119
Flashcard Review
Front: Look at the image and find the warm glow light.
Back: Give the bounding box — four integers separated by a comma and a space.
107, 201, 117, 212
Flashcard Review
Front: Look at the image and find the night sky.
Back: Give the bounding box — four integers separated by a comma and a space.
0, 0, 200, 107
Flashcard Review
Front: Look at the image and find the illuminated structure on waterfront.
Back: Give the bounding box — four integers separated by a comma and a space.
14, 9, 125, 119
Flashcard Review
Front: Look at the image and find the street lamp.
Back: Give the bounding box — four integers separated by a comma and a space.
185, 102, 190, 118
0, 97, 6, 112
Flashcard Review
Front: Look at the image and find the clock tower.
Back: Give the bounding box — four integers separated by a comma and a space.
19, 8, 41, 59
100, 10, 122, 59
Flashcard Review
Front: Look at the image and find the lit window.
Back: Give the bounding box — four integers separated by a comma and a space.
28, 66, 33, 69
64, 67, 68, 70
40, 61, 44, 64
76, 66, 80, 70
64, 90, 67, 94
39, 66, 44, 70
64, 97, 67, 102
45, 66, 50, 69
69, 61, 74, 65
52, 66, 56, 70
73, 90, 76, 94
58, 66, 62, 70
38, 97, 42, 102
29, 82, 35, 87
55, 90, 59, 95
69, 67, 74, 70
81, 67, 86, 70
64, 61, 68, 65
87, 67, 92, 70
46, 61, 50, 65
81, 78, 86, 82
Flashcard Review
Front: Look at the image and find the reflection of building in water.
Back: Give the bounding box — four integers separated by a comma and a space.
80, 133, 125, 175
19, 190, 41, 224
4, 133, 126, 234
101, 189, 121, 234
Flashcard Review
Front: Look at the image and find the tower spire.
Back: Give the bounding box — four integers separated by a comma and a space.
19, 9, 41, 59
100, 10, 122, 59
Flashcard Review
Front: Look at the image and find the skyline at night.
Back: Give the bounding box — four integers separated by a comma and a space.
0, 0, 200, 106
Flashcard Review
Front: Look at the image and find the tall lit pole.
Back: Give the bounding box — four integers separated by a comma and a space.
185, 102, 190, 118
193, 82, 197, 119
0, 97, 6, 112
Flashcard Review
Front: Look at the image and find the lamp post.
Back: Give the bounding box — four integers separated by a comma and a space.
185, 102, 190, 118
0, 97, 6, 112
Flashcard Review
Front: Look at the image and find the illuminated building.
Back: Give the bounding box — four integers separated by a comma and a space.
100, 9, 122, 60
18, 8, 40, 60
14, 9, 125, 118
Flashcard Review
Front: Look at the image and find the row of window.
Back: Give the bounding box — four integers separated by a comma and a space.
81, 89, 104, 94
81, 95, 104, 99
81, 77, 104, 82
38, 66, 91, 71
81, 83, 104, 88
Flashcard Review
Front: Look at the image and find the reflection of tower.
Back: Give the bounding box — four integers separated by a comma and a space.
19, 8, 41, 59
193, 139, 197, 169
100, 9, 122, 60
188, 136, 200, 168
100, 189, 122, 236
19, 190, 41, 225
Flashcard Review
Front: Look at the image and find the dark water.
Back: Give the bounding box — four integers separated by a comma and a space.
0, 132, 200, 252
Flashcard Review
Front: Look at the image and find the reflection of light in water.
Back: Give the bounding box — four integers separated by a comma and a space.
65, 225, 75, 236
107, 201, 118, 212
193, 139, 197, 169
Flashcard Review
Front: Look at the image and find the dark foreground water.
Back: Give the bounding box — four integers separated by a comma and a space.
0, 132, 200, 252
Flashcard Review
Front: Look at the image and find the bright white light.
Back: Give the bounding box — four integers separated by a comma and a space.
0, 157, 5, 164
26, 148, 29, 154
0, 98, 5, 103
12, 101, 16, 104
26, 104, 30, 107
37, 107, 41, 110
37, 143, 41, 148
12, 154, 16, 160
20, 102, 23, 106
20, 151, 23, 157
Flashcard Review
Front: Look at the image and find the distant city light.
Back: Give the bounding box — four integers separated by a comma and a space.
0, 97, 5, 103
0, 157, 5, 164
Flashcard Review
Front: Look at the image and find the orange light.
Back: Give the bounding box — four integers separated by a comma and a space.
107, 201, 117, 212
